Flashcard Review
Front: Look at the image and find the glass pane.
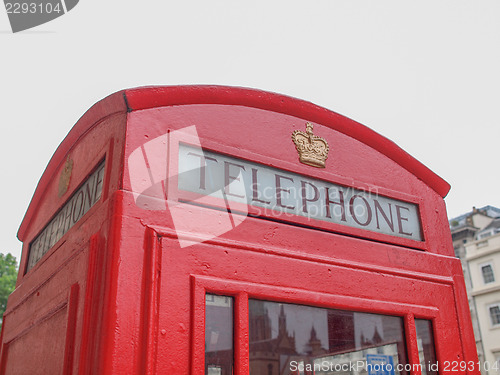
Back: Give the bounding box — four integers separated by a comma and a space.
249, 299, 408, 375
205, 294, 233, 375
415, 319, 438, 375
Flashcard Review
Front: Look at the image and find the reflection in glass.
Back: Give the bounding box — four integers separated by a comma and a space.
415, 319, 438, 375
205, 294, 233, 375
249, 300, 408, 375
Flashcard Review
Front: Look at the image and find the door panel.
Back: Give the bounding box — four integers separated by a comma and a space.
155, 234, 461, 375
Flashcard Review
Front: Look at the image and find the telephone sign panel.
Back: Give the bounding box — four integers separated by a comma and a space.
178, 144, 422, 241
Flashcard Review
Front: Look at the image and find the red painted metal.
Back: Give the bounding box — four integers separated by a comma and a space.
123, 86, 450, 198
1, 86, 476, 375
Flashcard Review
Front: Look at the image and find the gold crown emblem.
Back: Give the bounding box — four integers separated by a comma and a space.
291, 122, 329, 168
58, 156, 73, 197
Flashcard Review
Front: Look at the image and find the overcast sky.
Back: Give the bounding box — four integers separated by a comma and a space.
2, 1, 500, 261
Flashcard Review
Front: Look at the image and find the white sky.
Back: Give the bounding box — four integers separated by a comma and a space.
1, 1, 500, 262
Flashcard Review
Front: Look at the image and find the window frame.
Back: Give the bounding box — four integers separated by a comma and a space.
488, 303, 500, 327
192, 274, 439, 375
480, 262, 496, 285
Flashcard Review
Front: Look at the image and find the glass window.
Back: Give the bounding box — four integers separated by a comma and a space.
249, 299, 408, 375
489, 304, 500, 326
205, 294, 233, 375
415, 319, 438, 375
481, 264, 495, 284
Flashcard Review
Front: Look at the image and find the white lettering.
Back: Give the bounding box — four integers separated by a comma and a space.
27, 161, 106, 271
178, 144, 422, 241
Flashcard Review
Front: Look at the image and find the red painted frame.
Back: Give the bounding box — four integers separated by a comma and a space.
191, 275, 439, 375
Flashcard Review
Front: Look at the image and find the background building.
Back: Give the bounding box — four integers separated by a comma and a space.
450, 206, 500, 375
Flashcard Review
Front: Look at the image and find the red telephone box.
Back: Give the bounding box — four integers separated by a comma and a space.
0, 86, 478, 375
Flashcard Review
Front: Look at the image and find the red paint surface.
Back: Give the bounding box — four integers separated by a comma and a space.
1, 86, 476, 375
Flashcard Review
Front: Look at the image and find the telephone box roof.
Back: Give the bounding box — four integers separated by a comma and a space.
18, 85, 450, 240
